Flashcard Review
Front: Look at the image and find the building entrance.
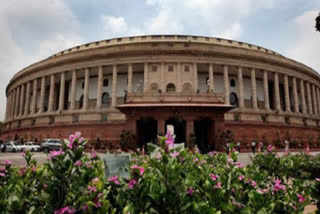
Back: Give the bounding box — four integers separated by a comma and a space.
194, 118, 214, 153
165, 117, 186, 144
137, 117, 158, 148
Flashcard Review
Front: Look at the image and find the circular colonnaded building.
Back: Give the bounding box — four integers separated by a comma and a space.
2, 35, 320, 151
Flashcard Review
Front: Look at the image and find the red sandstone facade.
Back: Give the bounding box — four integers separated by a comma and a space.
2, 35, 320, 150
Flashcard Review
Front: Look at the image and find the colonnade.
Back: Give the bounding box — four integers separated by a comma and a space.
5, 62, 320, 124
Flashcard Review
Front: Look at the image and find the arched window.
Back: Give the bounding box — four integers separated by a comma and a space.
230, 92, 238, 107
79, 95, 84, 109
166, 83, 176, 92
182, 83, 192, 92
102, 92, 110, 108
150, 83, 159, 92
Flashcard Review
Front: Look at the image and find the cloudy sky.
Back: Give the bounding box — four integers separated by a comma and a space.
0, 0, 319, 121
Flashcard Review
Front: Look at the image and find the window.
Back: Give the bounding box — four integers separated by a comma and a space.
184, 65, 190, 72
152, 65, 157, 72
102, 92, 110, 108
230, 79, 236, 87
182, 83, 192, 92
82, 82, 84, 89
230, 92, 238, 107
166, 83, 176, 92
79, 95, 84, 109
103, 79, 109, 87
150, 83, 159, 92
168, 65, 174, 72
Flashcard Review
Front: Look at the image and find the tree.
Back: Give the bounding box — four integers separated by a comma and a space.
316, 12, 320, 32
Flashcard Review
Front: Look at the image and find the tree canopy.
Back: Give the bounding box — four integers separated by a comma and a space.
316, 12, 320, 32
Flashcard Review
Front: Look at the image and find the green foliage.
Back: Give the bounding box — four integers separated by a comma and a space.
0, 133, 319, 213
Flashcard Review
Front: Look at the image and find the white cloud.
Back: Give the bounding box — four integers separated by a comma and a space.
101, 15, 128, 36
0, 0, 83, 121
286, 10, 320, 72
102, 0, 277, 39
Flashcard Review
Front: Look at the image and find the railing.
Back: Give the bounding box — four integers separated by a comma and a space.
125, 92, 225, 104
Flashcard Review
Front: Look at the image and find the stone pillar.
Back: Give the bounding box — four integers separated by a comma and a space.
209, 64, 214, 92
5, 95, 9, 121
292, 77, 299, 113
317, 87, 320, 116
177, 63, 182, 92
12, 88, 17, 118
8, 92, 12, 120
157, 119, 165, 135
144, 63, 148, 92
48, 74, 55, 112
237, 67, 244, 109
39, 76, 46, 113
300, 79, 307, 114
31, 79, 38, 115
58, 72, 65, 112
284, 75, 291, 112
97, 66, 103, 109
128, 64, 133, 93
274, 72, 281, 111
19, 83, 25, 116
263, 70, 270, 110
186, 119, 194, 146
24, 81, 31, 116
251, 68, 258, 109
83, 68, 89, 110
70, 70, 77, 110
15, 86, 20, 117
160, 63, 165, 91
224, 65, 230, 105
111, 65, 117, 107
193, 63, 198, 92
306, 82, 313, 115
312, 84, 318, 115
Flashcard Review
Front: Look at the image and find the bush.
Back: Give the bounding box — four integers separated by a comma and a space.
0, 132, 319, 213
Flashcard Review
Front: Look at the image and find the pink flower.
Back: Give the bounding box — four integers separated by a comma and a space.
208, 151, 217, 157
74, 160, 82, 166
128, 179, 137, 189
48, 150, 65, 160
32, 166, 37, 172
234, 162, 244, 168
21, 151, 26, 157
92, 177, 99, 183
210, 174, 219, 181
193, 158, 198, 163
251, 181, 257, 187
82, 204, 88, 211
315, 178, 320, 182
4, 160, 12, 165
54, 206, 76, 214
18, 167, 27, 176
91, 150, 97, 158
165, 131, 175, 146
0, 172, 5, 177
156, 153, 162, 161
297, 194, 305, 203
200, 160, 207, 165
94, 201, 101, 208
43, 184, 47, 189
75, 131, 81, 138
170, 152, 180, 158
267, 145, 275, 152
108, 176, 120, 185
238, 175, 245, 181
215, 182, 222, 189
88, 185, 97, 193
131, 165, 145, 176
79, 137, 84, 143
0, 166, 6, 171
186, 187, 194, 195
256, 188, 268, 194
274, 179, 286, 191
